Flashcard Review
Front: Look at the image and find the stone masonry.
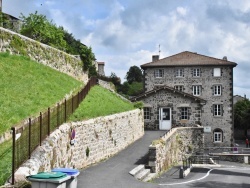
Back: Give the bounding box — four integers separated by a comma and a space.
135, 52, 237, 147
14, 109, 144, 182
148, 127, 204, 173
0, 27, 88, 83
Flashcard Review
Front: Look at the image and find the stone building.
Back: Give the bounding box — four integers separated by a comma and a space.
131, 51, 237, 147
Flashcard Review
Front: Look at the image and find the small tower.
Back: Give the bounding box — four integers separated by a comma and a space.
97, 62, 105, 76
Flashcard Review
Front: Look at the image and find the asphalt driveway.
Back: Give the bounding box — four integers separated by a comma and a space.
78, 131, 250, 188
78, 131, 165, 188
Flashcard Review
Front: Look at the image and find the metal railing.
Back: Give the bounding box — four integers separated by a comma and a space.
11, 77, 98, 185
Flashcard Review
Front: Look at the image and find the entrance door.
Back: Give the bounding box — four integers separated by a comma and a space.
159, 108, 171, 130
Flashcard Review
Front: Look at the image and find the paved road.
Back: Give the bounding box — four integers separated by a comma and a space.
78, 131, 165, 188
78, 131, 250, 188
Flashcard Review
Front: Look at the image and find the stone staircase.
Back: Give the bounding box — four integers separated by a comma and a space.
129, 165, 156, 182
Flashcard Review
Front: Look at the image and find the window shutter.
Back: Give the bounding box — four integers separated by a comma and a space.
212, 69, 214, 76
212, 86, 214, 96
211, 105, 214, 115
191, 68, 193, 77
221, 105, 223, 116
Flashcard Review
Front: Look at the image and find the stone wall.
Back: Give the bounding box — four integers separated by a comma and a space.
14, 109, 144, 182
0, 27, 88, 82
143, 65, 234, 147
148, 127, 204, 173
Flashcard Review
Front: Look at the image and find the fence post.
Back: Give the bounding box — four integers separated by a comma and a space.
57, 103, 59, 127
72, 97, 74, 113
11, 127, 16, 185
48, 107, 50, 135
29, 118, 31, 159
77, 92, 80, 108
40, 112, 42, 146
64, 99, 67, 122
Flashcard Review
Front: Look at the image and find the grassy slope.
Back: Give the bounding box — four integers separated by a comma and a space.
0, 53, 82, 185
0, 52, 82, 134
69, 85, 135, 121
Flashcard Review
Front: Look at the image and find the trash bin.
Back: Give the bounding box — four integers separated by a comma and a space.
27, 172, 70, 188
52, 168, 80, 188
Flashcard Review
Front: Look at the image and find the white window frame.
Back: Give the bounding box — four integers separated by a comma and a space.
214, 131, 222, 142
174, 85, 184, 92
213, 85, 222, 96
144, 107, 151, 120
155, 69, 164, 78
192, 85, 201, 96
214, 104, 222, 116
213, 68, 221, 77
175, 69, 184, 77
181, 107, 188, 120
193, 68, 201, 77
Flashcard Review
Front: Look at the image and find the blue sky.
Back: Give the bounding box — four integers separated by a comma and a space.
3, 0, 250, 98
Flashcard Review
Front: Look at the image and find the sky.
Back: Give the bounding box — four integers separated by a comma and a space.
3, 0, 250, 98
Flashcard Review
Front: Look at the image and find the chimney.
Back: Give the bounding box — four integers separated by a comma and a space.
223, 56, 227, 61
152, 55, 159, 62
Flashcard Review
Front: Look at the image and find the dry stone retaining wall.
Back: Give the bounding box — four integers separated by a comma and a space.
14, 109, 144, 182
148, 127, 204, 173
0, 27, 88, 83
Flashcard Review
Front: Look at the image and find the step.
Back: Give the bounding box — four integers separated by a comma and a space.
129, 165, 145, 176
143, 173, 157, 182
135, 169, 150, 180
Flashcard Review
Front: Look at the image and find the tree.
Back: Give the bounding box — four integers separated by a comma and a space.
79, 45, 95, 71
234, 99, 250, 130
125, 66, 143, 84
20, 11, 66, 50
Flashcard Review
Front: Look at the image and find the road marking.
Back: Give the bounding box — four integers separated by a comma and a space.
158, 167, 250, 186
158, 168, 213, 186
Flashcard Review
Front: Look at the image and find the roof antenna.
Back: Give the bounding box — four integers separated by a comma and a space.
159, 44, 161, 57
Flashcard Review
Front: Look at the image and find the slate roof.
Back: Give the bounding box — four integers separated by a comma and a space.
130, 85, 206, 103
141, 51, 237, 68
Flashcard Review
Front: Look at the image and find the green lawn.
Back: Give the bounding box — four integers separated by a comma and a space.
69, 85, 135, 121
0, 52, 83, 134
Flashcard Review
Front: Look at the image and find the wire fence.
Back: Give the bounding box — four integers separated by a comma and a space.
11, 77, 98, 185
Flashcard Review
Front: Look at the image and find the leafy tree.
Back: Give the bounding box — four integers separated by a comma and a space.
20, 11, 66, 50
125, 65, 143, 84
88, 64, 97, 77
234, 99, 250, 130
79, 45, 96, 71
110, 72, 121, 86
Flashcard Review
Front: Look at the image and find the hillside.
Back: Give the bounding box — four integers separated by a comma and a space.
0, 52, 83, 135
69, 85, 135, 121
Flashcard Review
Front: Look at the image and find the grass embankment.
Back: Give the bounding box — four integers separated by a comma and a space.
0, 52, 82, 134
69, 85, 135, 121
0, 52, 82, 185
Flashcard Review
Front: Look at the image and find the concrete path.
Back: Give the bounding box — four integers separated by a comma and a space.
78, 131, 165, 188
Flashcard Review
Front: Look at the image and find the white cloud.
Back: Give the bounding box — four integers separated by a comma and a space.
3, 0, 250, 97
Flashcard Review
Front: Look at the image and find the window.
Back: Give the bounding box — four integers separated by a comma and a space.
213, 85, 222, 96
193, 68, 201, 77
213, 104, 222, 116
213, 68, 221, 77
154, 69, 164, 78
175, 69, 184, 77
181, 107, 188, 120
144, 107, 151, 120
192, 85, 201, 96
174, 85, 184, 92
214, 129, 223, 142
